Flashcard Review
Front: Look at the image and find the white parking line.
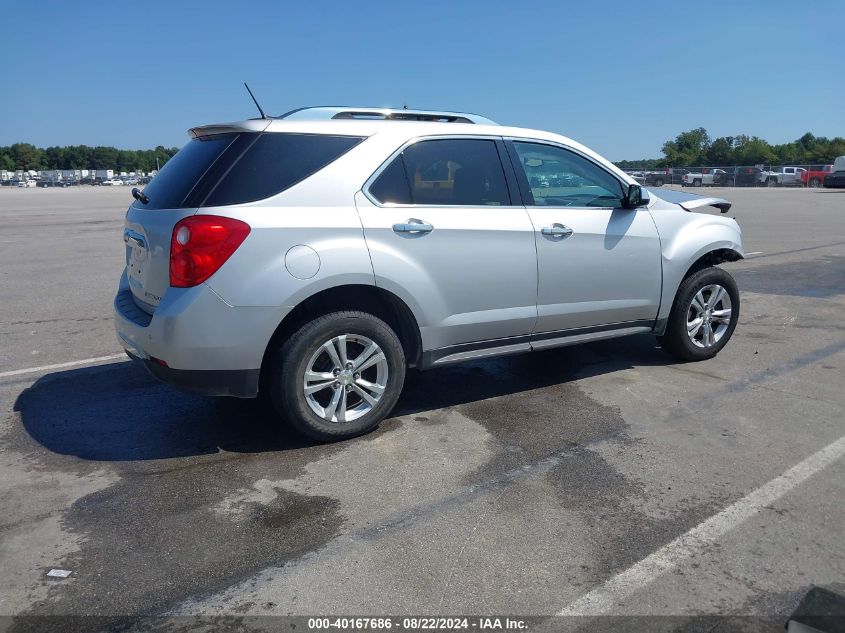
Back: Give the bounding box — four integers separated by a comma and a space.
0, 353, 127, 380
746, 251, 764, 256
558, 433, 845, 616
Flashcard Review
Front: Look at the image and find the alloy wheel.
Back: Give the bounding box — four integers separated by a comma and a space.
686, 284, 733, 348
303, 334, 388, 423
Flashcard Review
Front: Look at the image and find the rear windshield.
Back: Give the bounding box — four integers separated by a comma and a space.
139, 134, 237, 210
137, 132, 365, 210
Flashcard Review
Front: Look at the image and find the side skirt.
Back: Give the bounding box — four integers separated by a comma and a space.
419, 320, 655, 369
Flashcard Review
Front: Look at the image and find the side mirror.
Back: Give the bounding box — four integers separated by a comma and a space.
623, 184, 650, 209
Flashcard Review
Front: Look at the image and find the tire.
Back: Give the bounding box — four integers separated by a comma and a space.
809, 178, 821, 188
654, 178, 664, 187
767, 177, 777, 187
693, 178, 702, 187
268, 311, 406, 442
656, 266, 740, 362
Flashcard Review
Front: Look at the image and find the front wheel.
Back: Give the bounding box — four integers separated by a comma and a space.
809, 178, 821, 188
268, 311, 406, 441
657, 266, 739, 362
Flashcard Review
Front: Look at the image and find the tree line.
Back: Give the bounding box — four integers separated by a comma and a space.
616, 130, 845, 169
0, 143, 180, 173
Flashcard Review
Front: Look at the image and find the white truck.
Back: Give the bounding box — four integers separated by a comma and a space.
682, 168, 727, 187
762, 166, 806, 187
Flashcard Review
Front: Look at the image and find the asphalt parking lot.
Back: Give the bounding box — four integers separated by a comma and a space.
0, 186, 843, 632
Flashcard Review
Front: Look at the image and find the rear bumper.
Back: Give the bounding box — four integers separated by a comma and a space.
114, 271, 291, 398
126, 351, 260, 398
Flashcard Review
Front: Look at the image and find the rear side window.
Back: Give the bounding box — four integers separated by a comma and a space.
368, 138, 511, 206
368, 157, 412, 204
139, 134, 237, 210
204, 133, 364, 207
138, 132, 364, 209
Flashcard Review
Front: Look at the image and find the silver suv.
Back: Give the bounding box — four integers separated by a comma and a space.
115, 107, 743, 441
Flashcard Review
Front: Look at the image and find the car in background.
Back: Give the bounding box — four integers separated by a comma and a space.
763, 166, 806, 187
823, 156, 845, 188
16, 179, 37, 188
716, 166, 765, 187
38, 179, 72, 188
122, 177, 138, 186
801, 165, 833, 188
645, 168, 688, 187
101, 178, 123, 186
682, 168, 726, 187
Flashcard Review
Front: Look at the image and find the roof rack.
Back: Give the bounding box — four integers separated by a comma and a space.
276, 106, 497, 125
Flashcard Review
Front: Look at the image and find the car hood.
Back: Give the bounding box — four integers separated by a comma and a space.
646, 187, 732, 213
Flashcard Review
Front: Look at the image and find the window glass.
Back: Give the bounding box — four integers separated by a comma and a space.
513, 142, 623, 207
139, 134, 236, 210
386, 139, 510, 206
369, 155, 412, 204
204, 133, 364, 207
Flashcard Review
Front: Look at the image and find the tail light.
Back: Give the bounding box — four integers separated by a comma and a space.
169, 215, 250, 288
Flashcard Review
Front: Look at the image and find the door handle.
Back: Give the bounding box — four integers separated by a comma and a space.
541, 224, 574, 238
123, 229, 147, 250
392, 219, 434, 235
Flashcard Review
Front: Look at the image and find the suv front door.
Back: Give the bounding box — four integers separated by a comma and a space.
357, 137, 538, 360
506, 140, 662, 346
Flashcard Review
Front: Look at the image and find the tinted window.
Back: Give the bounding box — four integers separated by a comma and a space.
369, 139, 510, 206
204, 133, 364, 207
369, 155, 412, 204
139, 134, 236, 210
512, 142, 624, 208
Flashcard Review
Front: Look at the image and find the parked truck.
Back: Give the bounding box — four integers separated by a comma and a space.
801, 165, 833, 188
644, 168, 689, 186
682, 168, 727, 187
762, 166, 806, 187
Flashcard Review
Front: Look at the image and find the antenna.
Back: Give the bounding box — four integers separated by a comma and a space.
243, 82, 268, 119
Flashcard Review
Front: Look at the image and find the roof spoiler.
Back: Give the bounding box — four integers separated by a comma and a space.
188, 120, 271, 139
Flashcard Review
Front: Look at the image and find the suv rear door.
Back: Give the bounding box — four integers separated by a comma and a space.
505, 139, 661, 344
357, 137, 538, 357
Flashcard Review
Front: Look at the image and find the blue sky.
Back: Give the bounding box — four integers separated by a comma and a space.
1, 0, 842, 160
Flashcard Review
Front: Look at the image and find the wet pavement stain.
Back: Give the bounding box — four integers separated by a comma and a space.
8, 363, 351, 633
7, 334, 683, 629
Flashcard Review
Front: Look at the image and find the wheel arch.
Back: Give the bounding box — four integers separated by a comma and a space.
260, 284, 422, 388
682, 247, 744, 280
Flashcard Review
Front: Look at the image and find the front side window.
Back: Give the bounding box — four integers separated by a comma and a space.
512, 141, 624, 208
369, 138, 510, 206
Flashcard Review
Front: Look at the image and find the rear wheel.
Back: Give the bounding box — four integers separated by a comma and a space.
268, 311, 406, 441
657, 266, 739, 362
654, 178, 665, 187
809, 178, 821, 188
767, 177, 777, 187
693, 178, 702, 187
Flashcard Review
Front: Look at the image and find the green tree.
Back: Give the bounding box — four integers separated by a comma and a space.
705, 137, 735, 166
10, 143, 44, 170
661, 127, 710, 167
